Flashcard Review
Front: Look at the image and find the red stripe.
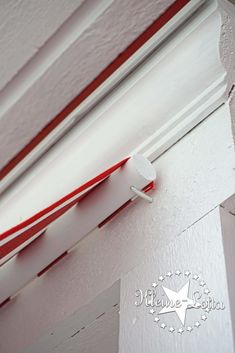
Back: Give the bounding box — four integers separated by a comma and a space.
98, 199, 133, 228
0, 297, 11, 309
0, 202, 74, 260
142, 181, 155, 193
0, 157, 128, 242
37, 251, 68, 277
0, 158, 128, 262
0, 176, 109, 261
0, 0, 189, 180
98, 181, 155, 228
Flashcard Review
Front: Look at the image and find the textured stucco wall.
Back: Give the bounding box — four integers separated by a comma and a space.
0, 0, 174, 170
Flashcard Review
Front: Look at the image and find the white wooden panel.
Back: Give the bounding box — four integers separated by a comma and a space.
49, 306, 119, 353
221, 206, 235, 343
24, 281, 120, 353
222, 194, 235, 215
119, 207, 234, 353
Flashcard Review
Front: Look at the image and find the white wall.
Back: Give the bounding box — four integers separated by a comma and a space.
120, 206, 234, 353
23, 281, 120, 353
0, 102, 234, 353
56, 305, 119, 353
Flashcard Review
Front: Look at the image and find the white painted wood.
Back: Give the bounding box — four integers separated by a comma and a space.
222, 194, 235, 215
50, 305, 119, 353
0, 155, 156, 301
0, 104, 234, 353
0, 0, 176, 171
63, 306, 119, 353
0, 0, 204, 192
119, 207, 234, 353
24, 281, 120, 353
0, 3, 234, 352
0, 0, 233, 227
21, 304, 120, 353
2, 0, 232, 191
220, 206, 235, 345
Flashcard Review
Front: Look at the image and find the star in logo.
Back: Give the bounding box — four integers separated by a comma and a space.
158, 281, 199, 325
142, 270, 221, 335
166, 271, 173, 277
